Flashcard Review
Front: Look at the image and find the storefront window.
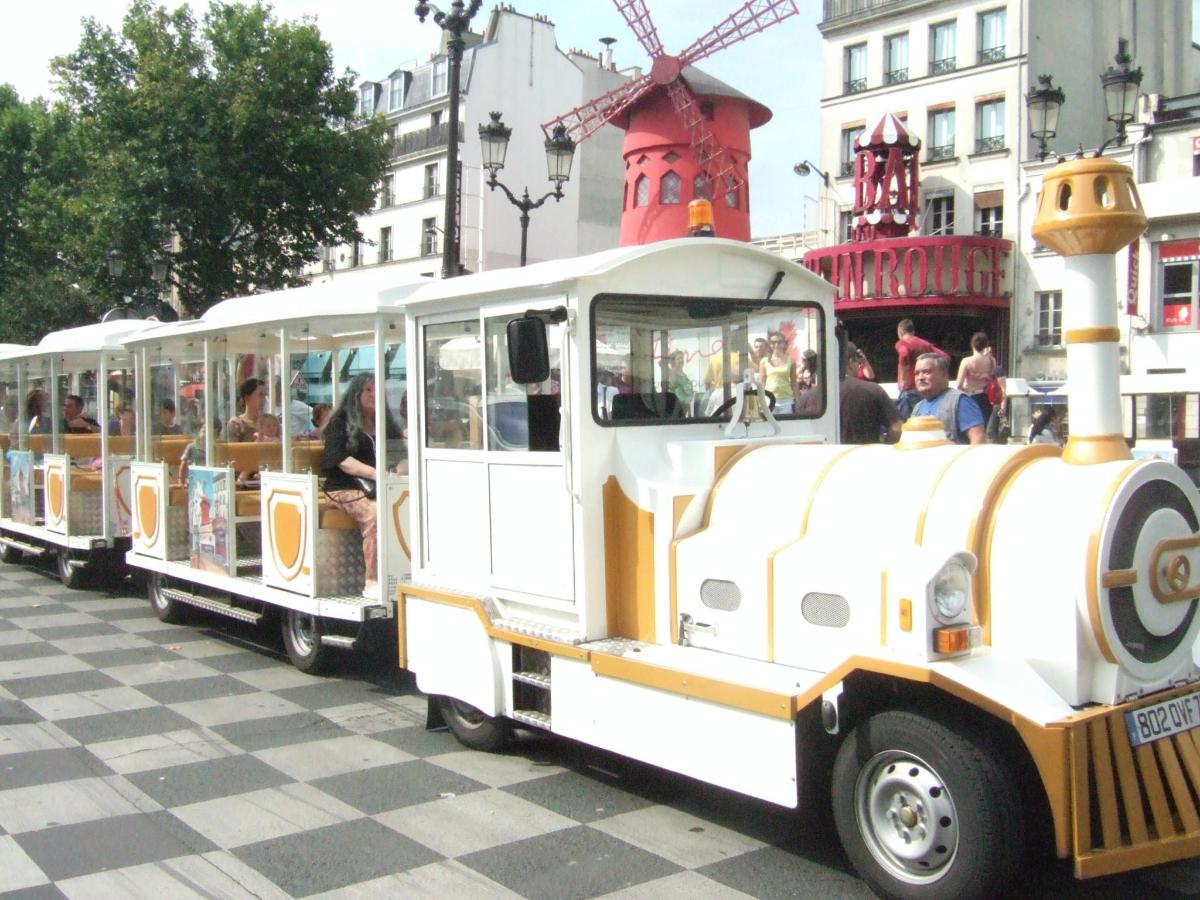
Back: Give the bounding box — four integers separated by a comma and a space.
1159, 241, 1199, 330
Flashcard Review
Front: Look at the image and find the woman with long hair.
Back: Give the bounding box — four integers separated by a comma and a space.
759, 331, 796, 414
320, 374, 397, 600
956, 331, 998, 423
227, 377, 264, 442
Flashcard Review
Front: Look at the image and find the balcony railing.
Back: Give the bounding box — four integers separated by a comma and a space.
928, 144, 955, 162
823, 0, 905, 23
978, 45, 1005, 64
930, 57, 956, 75
884, 68, 909, 85
844, 77, 867, 94
840, 160, 856, 177
975, 135, 1005, 154
389, 122, 463, 160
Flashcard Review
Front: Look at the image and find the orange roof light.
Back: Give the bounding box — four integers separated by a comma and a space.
687, 198, 715, 237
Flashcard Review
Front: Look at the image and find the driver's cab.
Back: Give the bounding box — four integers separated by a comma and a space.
405, 240, 837, 647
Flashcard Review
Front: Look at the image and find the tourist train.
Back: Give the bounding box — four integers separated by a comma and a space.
2, 160, 1199, 899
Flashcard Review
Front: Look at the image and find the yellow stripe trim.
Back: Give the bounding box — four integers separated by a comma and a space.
1102, 568, 1138, 588
1066, 327, 1121, 344
1085, 460, 1145, 663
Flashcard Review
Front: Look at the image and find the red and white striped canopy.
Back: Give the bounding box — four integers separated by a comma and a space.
854, 112, 921, 151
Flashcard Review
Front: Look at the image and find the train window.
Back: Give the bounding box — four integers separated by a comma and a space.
591, 293, 825, 425
424, 320, 484, 450
483, 315, 560, 452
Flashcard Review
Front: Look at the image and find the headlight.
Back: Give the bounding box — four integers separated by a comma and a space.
931, 561, 970, 623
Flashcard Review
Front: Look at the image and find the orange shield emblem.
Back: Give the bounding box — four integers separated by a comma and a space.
47, 469, 64, 523
137, 481, 159, 545
270, 494, 306, 580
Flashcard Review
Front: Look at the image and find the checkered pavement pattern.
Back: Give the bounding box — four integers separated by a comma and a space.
0, 560, 877, 899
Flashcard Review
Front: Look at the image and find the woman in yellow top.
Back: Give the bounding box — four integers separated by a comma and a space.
759, 331, 796, 414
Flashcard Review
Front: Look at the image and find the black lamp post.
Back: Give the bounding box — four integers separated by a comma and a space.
478, 111, 576, 267
106, 248, 125, 279
1025, 74, 1065, 161
415, 0, 482, 280
1100, 38, 1143, 146
792, 159, 831, 187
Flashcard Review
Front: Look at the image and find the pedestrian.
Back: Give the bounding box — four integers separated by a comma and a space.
895, 319, 948, 420
912, 352, 985, 444
759, 331, 796, 414
956, 331, 998, 424
1028, 406, 1061, 445
840, 342, 901, 444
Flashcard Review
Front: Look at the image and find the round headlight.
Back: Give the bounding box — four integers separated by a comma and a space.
932, 562, 970, 623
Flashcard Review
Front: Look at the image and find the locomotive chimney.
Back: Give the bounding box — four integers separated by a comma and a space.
1031, 156, 1146, 465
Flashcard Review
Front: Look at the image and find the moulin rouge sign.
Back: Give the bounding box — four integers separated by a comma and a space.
803, 112, 1011, 310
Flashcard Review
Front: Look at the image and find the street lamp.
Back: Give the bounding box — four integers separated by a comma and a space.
106, 248, 125, 278
414, 0, 483, 280
478, 112, 576, 266
1025, 74, 1065, 161
1100, 38, 1143, 146
792, 159, 831, 187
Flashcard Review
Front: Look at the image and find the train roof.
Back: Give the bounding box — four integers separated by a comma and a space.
2, 319, 155, 361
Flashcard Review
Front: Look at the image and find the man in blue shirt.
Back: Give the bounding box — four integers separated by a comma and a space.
912, 353, 985, 444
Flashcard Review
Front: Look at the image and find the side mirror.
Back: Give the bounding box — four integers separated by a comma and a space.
507, 316, 550, 384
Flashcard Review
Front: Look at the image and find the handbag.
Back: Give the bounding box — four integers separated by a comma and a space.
353, 477, 377, 500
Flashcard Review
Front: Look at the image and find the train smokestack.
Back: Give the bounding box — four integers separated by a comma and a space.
1031, 156, 1146, 465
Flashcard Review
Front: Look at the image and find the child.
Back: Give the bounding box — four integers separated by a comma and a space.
256, 414, 281, 442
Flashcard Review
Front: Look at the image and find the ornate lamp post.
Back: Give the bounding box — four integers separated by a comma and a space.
478, 111, 576, 267
1100, 38, 1143, 146
1025, 75, 1066, 161
414, 0, 483, 279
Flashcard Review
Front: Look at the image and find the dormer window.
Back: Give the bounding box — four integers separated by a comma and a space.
360, 84, 376, 117
389, 75, 405, 111
432, 59, 448, 96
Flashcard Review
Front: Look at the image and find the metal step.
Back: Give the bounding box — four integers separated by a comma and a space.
513, 671, 551, 689
319, 634, 356, 650
0, 535, 49, 556
161, 587, 262, 624
511, 709, 551, 729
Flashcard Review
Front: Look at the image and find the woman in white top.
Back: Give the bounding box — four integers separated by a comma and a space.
956, 331, 997, 422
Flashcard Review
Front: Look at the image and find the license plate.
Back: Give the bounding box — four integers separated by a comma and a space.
1125, 688, 1200, 747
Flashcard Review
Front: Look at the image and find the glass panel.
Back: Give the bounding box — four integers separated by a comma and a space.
424, 320, 484, 450
483, 315, 560, 452
592, 294, 824, 424
383, 340, 409, 472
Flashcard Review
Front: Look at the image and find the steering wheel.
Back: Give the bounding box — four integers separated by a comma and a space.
711, 389, 776, 418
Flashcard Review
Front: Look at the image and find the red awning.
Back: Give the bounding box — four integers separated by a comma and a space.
854, 112, 921, 152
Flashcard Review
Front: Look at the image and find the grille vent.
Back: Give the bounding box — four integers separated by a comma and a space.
700, 579, 741, 611
802, 592, 850, 628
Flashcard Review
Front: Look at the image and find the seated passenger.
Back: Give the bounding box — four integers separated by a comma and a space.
227, 377, 264, 442
256, 414, 281, 442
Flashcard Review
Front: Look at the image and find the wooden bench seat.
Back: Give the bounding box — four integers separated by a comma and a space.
318, 504, 357, 529
68, 471, 102, 493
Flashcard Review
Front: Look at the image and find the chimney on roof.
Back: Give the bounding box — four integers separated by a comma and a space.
600, 37, 617, 71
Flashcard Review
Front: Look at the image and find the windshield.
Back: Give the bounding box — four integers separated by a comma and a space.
591, 292, 825, 424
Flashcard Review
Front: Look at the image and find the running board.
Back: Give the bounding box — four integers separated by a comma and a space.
161, 587, 262, 624
320, 634, 357, 650
0, 535, 49, 556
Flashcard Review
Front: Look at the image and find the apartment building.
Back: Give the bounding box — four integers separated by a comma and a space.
812, 0, 1199, 380
314, 6, 630, 282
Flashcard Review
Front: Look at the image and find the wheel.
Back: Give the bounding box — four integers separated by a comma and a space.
147, 573, 187, 623
1, 543, 21, 565
831, 710, 1022, 900
281, 609, 333, 674
436, 695, 512, 752
56, 549, 87, 589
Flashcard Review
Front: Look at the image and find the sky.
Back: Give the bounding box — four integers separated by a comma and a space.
0, 0, 825, 238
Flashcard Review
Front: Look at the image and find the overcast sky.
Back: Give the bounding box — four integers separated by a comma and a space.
0, 1, 824, 238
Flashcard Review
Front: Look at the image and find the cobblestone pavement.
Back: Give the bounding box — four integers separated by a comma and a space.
1, 558, 1199, 898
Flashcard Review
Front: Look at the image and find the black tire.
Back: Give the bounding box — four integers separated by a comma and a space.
831, 710, 1022, 900
1, 543, 21, 565
281, 609, 333, 674
56, 549, 87, 590
147, 573, 187, 624
437, 695, 512, 752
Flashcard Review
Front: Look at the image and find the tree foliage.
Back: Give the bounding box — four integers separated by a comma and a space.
39, 0, 389, 317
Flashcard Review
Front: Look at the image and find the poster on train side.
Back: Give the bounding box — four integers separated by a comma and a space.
188, 467, 230, 573
9, 451, 33, 526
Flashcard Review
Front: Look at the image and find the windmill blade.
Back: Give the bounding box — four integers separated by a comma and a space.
613, 0, 664, 59
541, 72, 654, 143
678, 0, 800, 68
666, 79, 742, 192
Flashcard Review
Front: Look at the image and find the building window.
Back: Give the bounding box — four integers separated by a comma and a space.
1036, 291, 1063, 346
724, 174, 738, 209
430, 110, 442, 128
844, 43, 867, 94
421, 218, 437, 256
692, 174, 711, 200
379, 227, 392, 263
884, 33, 908, 84
926, 195, 954, 235
839, 209, 854, 242
840, 125, 864, 177
1160, 243, 1199, 329
432, 59, 448, 96
974, 192, 1003, 236
634, 174, 649, 207
359, 84, 375, 117
424, 163, 439, 199
321, 244, 333, 272
975, 98, 1005, 153
379, 174, 394, 209
930, 20, 956, 74
661, 171, 681, 204
927, 108, 955, 161
389, 75, 405, 111
978, 9, 1006, 64
350, 240, 362, 268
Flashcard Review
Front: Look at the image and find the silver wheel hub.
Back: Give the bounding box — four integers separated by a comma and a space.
856, 750, 958, 884
289, 613, 316, 655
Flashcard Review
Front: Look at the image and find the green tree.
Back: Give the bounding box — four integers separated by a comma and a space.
51, 0, 389, 315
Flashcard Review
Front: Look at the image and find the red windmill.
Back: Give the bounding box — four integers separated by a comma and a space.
541, 0, 799, 245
